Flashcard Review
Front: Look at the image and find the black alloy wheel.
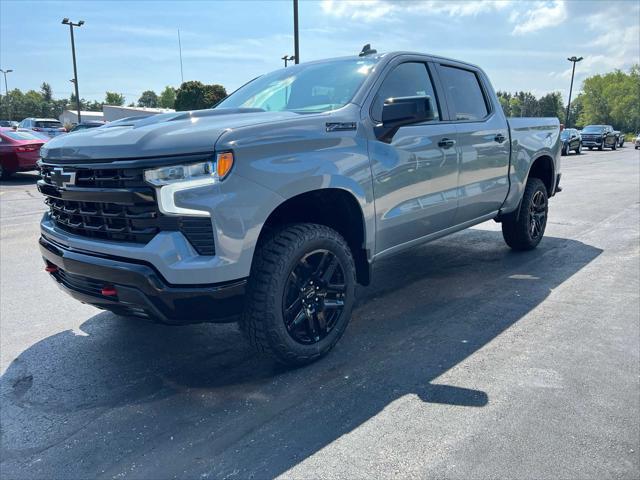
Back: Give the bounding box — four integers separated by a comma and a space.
528, 189, 547, 241
283, 249, 347, 345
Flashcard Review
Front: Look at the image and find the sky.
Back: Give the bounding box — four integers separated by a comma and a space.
1, 0, 638, 105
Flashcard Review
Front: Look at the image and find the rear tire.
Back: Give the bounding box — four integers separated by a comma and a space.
501, 178, 548, 251
575, 143, 582, 154
241, 223, 357, 366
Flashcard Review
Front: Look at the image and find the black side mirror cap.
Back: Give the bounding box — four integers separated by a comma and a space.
376, 95, 435, 143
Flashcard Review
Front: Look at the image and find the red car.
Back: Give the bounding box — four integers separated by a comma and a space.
0, 128, 47, 179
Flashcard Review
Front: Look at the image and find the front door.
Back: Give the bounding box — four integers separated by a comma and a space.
368, 61, 460, 255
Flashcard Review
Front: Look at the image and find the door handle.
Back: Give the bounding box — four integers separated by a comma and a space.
438, 138, 456, 149
494, 133, 506, 143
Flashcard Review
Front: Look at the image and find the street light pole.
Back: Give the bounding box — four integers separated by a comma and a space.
62, 18, 84, 123
565, 56, 583, 128
281, 55, 295, 67
0, 68, 13, 119
293, 0, 299, 64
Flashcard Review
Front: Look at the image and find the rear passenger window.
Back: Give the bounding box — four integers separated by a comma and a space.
372, 62, 440, 123
439, 65, 489, 121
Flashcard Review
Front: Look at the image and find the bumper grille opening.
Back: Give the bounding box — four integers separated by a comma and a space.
39, 163, 215, 255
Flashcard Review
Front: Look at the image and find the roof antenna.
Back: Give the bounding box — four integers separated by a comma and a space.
359, 44, 377, 57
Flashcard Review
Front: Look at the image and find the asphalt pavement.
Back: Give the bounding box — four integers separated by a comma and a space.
1, 146, 638, 479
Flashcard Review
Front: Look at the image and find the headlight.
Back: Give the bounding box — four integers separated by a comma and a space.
144, 152, 234, 216
144, 161, 214, 186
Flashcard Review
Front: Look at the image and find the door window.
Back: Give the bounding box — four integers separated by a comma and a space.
372, 62, 440, 122
439, 65, 489, 121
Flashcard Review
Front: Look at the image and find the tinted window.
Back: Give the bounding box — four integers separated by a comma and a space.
217, 57, 377, 113
372, 62, 439, 122
2, 131, 43, 141
439, 65, 489, 121
35, 121, 62, 128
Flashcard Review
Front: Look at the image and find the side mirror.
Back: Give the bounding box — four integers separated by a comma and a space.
376, 95, 435, 142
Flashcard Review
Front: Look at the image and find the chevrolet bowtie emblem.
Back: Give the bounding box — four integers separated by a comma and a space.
50, 168, 76, 189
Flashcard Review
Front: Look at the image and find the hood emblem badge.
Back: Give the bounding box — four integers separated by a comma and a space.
50, 168, 77, 189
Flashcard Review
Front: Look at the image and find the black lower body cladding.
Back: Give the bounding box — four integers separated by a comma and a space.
40, 235, 246, 324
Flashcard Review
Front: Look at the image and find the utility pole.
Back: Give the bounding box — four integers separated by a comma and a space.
0, 68, 13, 119
178, 29, 184, 84
62, 18, 84, 123
565, 56, 583, 128
293, 0, 299, 64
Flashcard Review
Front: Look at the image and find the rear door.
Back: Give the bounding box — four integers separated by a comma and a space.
435, 63, 510, 224
367, 58, 460, 254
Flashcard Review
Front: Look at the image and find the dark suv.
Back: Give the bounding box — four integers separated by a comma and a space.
560, 128, 581, 155
580, 125, 617, 150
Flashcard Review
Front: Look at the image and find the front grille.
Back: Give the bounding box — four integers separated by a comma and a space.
39, 163, 215, 255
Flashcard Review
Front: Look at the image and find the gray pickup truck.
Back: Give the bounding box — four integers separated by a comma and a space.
38, 49, 561, 365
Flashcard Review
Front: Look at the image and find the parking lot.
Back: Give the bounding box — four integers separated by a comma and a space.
1, 147, 638, 479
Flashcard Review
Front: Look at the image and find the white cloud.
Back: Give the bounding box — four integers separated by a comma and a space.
511, 1, 568, 35
320, 0, 511, 22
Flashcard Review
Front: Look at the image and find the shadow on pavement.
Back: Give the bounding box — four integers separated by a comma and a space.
0, 171, 39, 186
0, 229, 602, 479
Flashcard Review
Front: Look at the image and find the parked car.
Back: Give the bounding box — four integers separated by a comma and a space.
18, 118, 66, 137
560, 128, 582, 155
580, 125, 617, 150
68, 121, 106, 133
0, 120, 18, 128
0, 128, 47, 179
635, 134, 640, 150
37, 49, 561, 365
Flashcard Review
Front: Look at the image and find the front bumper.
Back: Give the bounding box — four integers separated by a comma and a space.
40, 235, 246, 324
581, 140, 602, 146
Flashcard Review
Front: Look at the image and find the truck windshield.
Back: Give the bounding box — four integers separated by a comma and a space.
582, 126, 604, 133
216, 58, 377, 113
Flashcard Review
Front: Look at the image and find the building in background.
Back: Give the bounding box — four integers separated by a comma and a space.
59, 110, 105, 125
102, 105, 174, 122
59, 106, 174, 125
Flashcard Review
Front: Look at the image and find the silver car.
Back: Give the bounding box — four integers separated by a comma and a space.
18, 118, 65, 137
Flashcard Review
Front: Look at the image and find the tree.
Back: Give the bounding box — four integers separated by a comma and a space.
40, 82, 53, 102
578, 66, 639, 133
158, 86, 176, 109
174, 81, 227, 111
137, 90, 158, 108
537, 92, 564, 119
104, 91, 125, 106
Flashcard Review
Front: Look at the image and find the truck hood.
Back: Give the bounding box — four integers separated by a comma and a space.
40, 108, 304, 163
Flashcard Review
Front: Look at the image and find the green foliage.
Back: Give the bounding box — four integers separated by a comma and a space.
137, 90, 158, 108
174, 81, 227, 111
538, 92, 564, 119
578, 65, 639, 133
158, 86, 176, 109
104, 91, 125, 106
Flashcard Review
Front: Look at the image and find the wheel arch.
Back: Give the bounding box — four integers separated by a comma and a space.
257, 188, 372, 286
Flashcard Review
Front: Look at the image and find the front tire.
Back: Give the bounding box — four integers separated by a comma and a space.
501, 178, 548, 251
0, 164, 11, 180
241, 223, 357, 366
611, 140, 617, 150
598, 142, 604, 151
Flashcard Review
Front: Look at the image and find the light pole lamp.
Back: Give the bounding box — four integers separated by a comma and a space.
565, 56, 583, 128
0, 68, 13, 119
62, 18, 84, 123
281, 55, 295, 67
